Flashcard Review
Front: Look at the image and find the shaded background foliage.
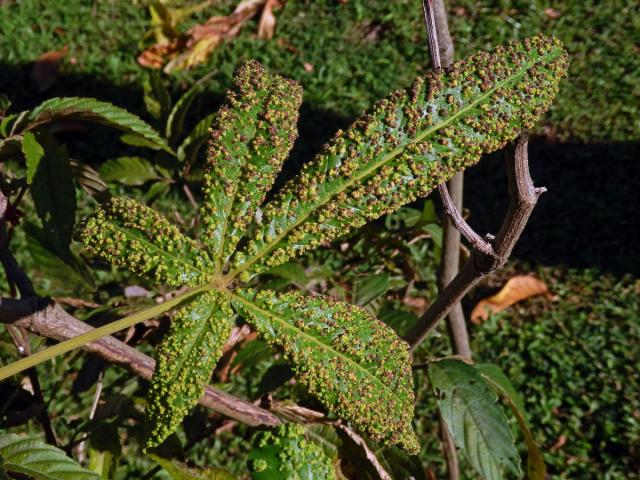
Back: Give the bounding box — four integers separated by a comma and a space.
0, 0, 638, 479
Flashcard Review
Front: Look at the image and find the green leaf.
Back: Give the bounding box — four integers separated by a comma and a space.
200, 60, 303, 269
120, 132, 166, 151
354, 273, 390, 306
230, 288, 419, 453
148, 453, 235, 480
25, 221, 95, 291
27, 97, 171, 153
229, 35, 568, 279
376, 446, 427, 480
30, 140, 76, 257
428, 358, 522, 480
100, 156, 161, 186
247, 424, 337, 480
478, 364, 546, 480
21, 131, 44, 184
80, 197, 214, 287
0, 433, 99, 480
166, 72, 214, 144
176, 112, 216, 164
145, 291, 233, 449
144, 71, 172, 121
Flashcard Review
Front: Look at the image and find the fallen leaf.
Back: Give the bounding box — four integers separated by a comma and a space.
139, 0, 274, 72
258, 0, 279, 39
544, 7, 561, 19
32, 45, 68, 92
550, 434, 567, 452
471, 275, 549, 323
303, 62, 314, 72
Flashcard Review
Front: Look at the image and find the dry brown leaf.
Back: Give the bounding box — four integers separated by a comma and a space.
32, 45, 68, 92
544, 7, 561, 19
471, 275, 549, 323
258, 0, 279, 39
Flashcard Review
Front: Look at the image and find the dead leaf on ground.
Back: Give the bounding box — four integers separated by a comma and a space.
471, 275, 549, 323
32, 45, 68, 92
139, 0, 280, 73
550, 434, 567, 452
258, 0, 280, 40
544, 7, 561, 19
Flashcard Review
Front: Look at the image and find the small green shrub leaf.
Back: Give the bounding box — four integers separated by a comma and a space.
200, 60, 303, 268
146, 292, 233, 449
80, 197, 214, 287
27, 97, 171, 153
230, 35, 568, 278
247, 424, 337, 480
100, 156, 161, 186
21, 131, 44, 184
428, 358, 521, 480
0, 433, 99, 480
478, 364, 546, 480
30, 141, 76, 257
230, 288, 419, 453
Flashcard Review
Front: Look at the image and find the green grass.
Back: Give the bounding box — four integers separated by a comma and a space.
1, 0, 639, 141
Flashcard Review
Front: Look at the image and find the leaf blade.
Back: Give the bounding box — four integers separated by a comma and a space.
230, 35, 568, 278
230, 288, 419, 453
0, 434, 99, 480
428, 358, 522, 480
27, 97, 171, 153
200, 60, 303, 268
21, 131, 45, 184
145, 292, 233, 449
80, 197, 214, 287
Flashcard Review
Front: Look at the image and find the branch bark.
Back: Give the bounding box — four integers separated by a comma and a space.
0, 297, 280, 427
404, 135, 544, 350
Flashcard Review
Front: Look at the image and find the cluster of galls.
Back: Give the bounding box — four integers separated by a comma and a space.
230, 34, 567, 279
200, 60, 303, 269
145, 292, 232, 449
248, 423, 336, 478
234, 289, 420, 454
81, 197, 214, 287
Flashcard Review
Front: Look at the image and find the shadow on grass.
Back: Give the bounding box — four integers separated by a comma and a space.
1, 62, 638, 276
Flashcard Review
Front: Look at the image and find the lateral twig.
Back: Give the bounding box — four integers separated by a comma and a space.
404, 135, 545, 350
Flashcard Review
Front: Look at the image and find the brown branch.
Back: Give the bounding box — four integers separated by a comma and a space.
0, 297, 280, 427
404, 135, 544, 350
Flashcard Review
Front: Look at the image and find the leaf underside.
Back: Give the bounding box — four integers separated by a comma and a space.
231, 288, 419, 453
428, 358, 522, 480
0, 433, 99, 480
145, 291, 233, 449
81, 197, 214, 287
200, 60, 303, 269
228, 35, 568, 279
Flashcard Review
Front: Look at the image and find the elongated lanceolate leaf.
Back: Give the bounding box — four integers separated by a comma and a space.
0, 434, 99, 480
230, 289, 419, 453
428, 358, 521, 480
26, 97, 171, 153
146, 292, 232, 449
30, 142, 76, 257
200, 60, 303, 269
21, 131, 44, 184
229, 35, 568, 278
81, 197, 214, 287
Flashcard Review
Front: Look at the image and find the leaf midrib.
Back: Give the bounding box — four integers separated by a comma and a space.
228, 47, 562, 279
229, 291, 400, 402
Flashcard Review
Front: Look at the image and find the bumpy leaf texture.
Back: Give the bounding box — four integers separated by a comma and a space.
228, 35, 568, 278
145, 292, 232, 449
200, 60, 303, 270
81, 197, 214, 287
231, 289, 419, 453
